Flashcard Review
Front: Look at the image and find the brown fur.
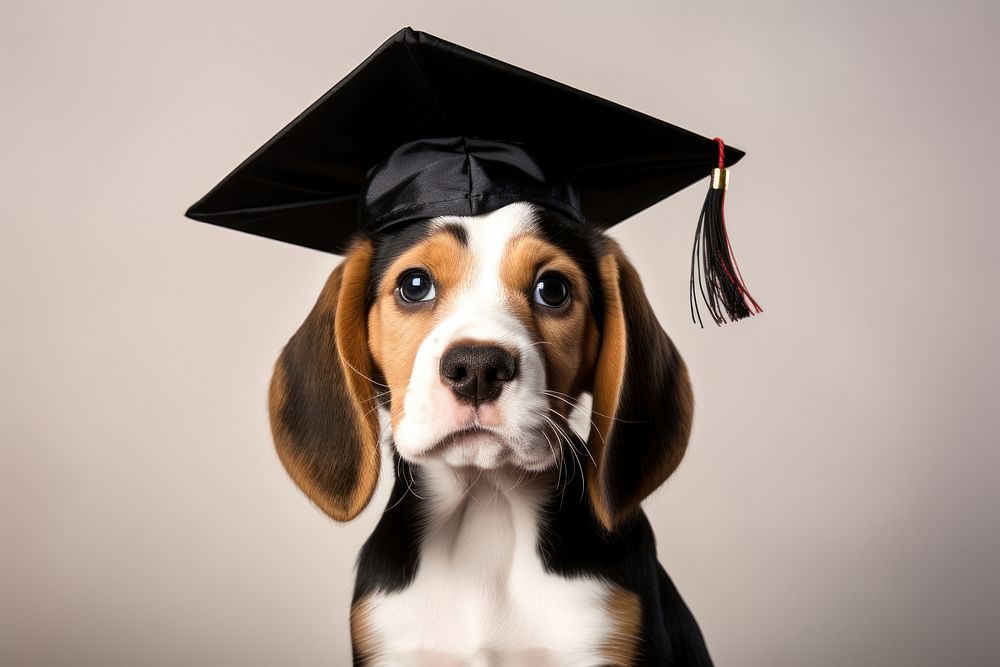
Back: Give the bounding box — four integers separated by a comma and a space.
350, 596, 379, 665
368, 230, 473, 430
498, 234, 600, 415
602, 586, 643, 665
586, 242, 694, 531
587, 250, 630, 530
268, 239, 381, 521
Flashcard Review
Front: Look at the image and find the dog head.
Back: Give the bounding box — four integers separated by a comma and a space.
268, 202, 693, 530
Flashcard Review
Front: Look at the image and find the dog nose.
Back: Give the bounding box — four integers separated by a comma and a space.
440, 344, 517, 404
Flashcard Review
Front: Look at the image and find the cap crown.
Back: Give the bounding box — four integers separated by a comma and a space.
186, 27, 744, 254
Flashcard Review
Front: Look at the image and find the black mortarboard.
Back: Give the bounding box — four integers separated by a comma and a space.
186, 27, 760, 325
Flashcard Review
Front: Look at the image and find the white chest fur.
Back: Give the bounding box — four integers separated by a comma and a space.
356, 466, 624, 666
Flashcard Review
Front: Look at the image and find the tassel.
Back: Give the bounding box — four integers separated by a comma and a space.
689, 138, 762, 327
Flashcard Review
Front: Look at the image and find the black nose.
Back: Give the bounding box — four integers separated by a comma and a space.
440, 344, 518, 404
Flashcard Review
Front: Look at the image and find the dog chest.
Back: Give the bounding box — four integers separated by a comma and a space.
354, 478, 628, 666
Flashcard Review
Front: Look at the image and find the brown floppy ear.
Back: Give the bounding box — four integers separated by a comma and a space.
268, 239, 380, 522
586, 241, 694, 531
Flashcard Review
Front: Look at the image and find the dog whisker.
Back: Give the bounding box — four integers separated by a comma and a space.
530, 411, 570, 501
545, 407, 596, 468
398, 457, 423, 501
360, 389, 392, 404
540, 389, 642, 425
536, 410, 586, 502
461, 465, 486, 501
341, 358, 390, 389
539, 426, 562, 493
575, 439, 597, 472
361, 399, 390, 419
384, 453, 415, 512
539, 392, 605, 446
543, 413, 587, 502
529, 408, 567, 490
503, 467, 529, 494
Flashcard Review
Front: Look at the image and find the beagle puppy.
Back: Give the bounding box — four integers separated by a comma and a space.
268, 202, 712, 666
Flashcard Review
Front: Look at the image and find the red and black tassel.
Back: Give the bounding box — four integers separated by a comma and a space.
689, 138, 762, 327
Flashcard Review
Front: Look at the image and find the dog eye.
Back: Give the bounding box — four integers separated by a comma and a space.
398, 270, 436, 303
532, 274, 570, 308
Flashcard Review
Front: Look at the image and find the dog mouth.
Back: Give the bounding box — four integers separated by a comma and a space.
430, 426, 504, 452
413, 425, 518, 469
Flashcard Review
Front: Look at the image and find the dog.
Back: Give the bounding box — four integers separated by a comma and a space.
268, 201, 712, 666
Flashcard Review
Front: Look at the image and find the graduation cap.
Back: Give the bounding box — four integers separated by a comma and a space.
186, 27, 760, 325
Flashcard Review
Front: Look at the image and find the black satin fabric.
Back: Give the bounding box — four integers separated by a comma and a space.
361, 136, 583, 233
185, 27, 744, 254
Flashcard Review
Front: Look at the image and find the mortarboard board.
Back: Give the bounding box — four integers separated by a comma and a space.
185, 27, 760, 325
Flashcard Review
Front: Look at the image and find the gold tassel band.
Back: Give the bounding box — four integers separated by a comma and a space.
711, 167, 729, 191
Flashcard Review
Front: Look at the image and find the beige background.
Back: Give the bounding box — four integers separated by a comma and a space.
3, 1, 999, 665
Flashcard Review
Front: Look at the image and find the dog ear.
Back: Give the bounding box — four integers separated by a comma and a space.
586, 242, 694, 531
268, 239, 381, 522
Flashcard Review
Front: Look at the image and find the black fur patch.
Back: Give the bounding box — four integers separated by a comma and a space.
537, 447, 713, 666
276, 280, 361, 505
438, 222, 468, 247
353, 456, 424, 599
365, 220, 436, 305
